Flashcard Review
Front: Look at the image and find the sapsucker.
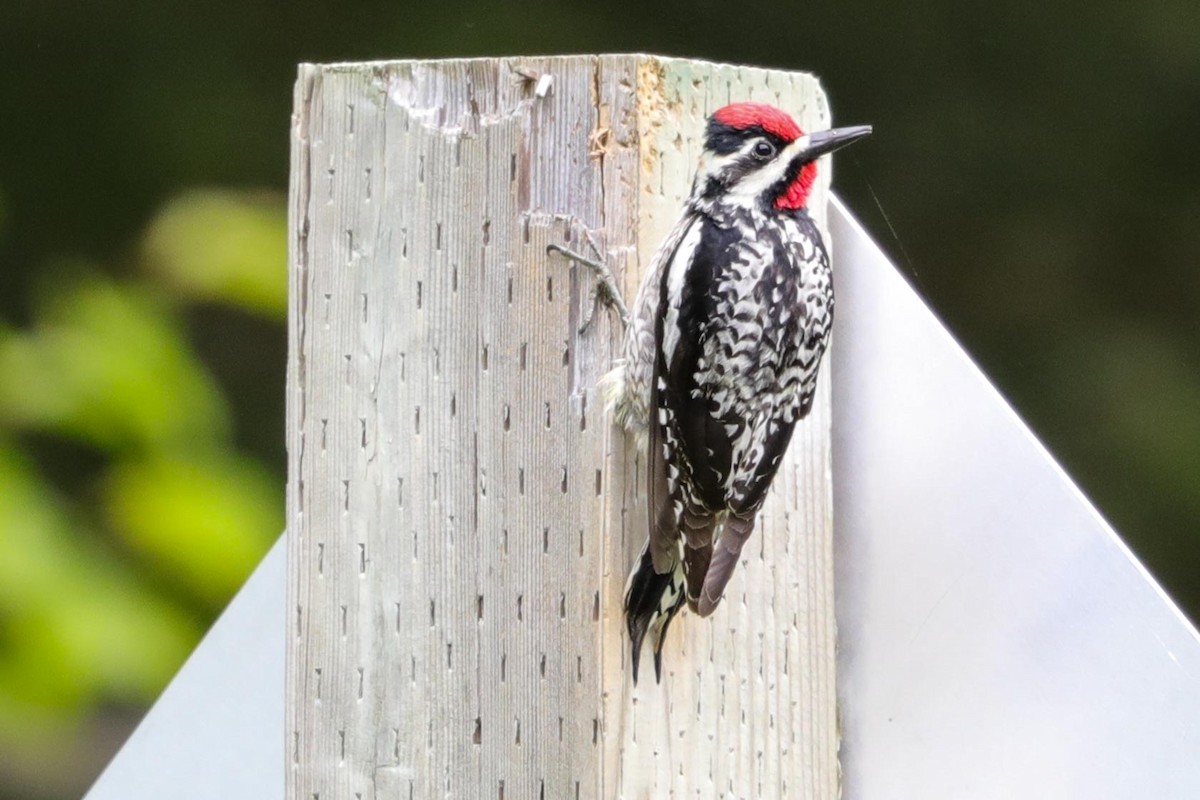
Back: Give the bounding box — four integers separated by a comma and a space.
606, 103, 871, 683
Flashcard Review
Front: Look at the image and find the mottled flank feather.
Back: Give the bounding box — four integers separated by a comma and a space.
605, 211, 700, 442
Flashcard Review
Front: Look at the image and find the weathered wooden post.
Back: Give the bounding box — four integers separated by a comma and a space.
287, 55, 836, 798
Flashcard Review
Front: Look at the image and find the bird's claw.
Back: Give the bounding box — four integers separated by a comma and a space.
547, 234, 630, 334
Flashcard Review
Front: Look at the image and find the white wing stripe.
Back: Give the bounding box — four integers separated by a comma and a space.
662, 220, 704, 371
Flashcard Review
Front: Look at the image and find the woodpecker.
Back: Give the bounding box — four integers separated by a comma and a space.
605, 103, 872, 683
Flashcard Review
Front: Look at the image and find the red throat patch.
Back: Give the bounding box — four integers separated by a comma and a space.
776, 161, 818, 211
712, 102, 802, 142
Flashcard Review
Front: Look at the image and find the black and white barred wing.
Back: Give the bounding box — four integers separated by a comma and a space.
645, 214, 713, 579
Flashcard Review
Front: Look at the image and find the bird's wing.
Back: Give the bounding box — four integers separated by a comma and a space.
645, 210, 705, 574
658, 215, 741, 506
651, 214, 741, 599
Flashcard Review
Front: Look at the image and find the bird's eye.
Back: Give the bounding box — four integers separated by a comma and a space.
752, 140, 776, 159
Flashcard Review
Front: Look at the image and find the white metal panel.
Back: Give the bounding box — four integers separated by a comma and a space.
831, 196, 1200, 799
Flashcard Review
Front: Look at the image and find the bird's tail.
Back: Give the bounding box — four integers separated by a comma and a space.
624, 542, 686, 684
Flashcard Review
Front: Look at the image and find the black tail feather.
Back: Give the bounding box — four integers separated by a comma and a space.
652, 604, 683, 683
624, 546, 685, 685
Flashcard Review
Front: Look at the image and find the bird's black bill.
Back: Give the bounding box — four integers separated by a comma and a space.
795, 124, 873, 162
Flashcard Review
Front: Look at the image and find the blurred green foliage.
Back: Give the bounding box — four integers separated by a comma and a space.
2, 1, 1199, 797
0, 443, 197, 719
0, 181, 285, 797
0, 276, 232, 450
103, 453, 281, 605
142, 190, 289, 318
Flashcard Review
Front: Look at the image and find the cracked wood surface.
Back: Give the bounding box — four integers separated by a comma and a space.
287, 54, 835, 799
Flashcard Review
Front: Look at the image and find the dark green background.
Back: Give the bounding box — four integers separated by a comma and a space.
3, 1, 1199, 797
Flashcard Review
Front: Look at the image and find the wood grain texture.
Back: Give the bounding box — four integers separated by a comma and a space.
287, 55, 835, 799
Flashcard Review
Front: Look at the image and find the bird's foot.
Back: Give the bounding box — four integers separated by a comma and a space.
547, 230, 630, 333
